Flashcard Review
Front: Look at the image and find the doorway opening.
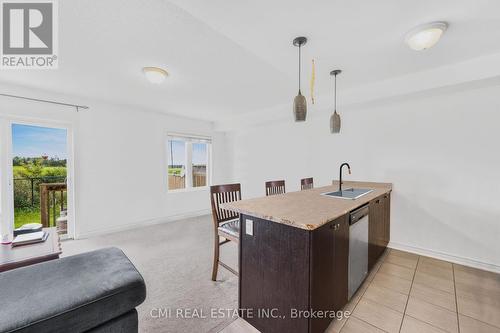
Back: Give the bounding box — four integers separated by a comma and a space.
11, 123, 72, 237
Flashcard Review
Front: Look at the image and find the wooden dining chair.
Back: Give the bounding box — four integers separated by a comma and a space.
265, 180, 286, 196
210, 183, 241, 281
301, 177, 314, 190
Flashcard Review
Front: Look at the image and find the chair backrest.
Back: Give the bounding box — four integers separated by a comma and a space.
301, 177, 314, 190
265, 180, 286, 196
210, 183, 242, 226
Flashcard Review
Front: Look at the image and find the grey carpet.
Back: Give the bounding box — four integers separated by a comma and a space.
62, 215, 238, 333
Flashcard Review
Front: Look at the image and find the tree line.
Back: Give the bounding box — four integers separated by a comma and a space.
13, 156, 66, 167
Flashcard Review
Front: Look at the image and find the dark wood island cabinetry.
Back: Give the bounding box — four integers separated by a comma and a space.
239, 214, 349, 333
225, 181, 392, 333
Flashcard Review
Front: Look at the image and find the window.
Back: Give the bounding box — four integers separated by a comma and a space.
167, 134, 211, 191
167, 139, 186, 190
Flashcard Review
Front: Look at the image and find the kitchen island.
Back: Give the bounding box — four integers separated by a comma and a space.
223, 181, 392, 333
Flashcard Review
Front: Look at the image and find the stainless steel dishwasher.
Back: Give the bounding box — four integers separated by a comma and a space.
348, 204, 369, 300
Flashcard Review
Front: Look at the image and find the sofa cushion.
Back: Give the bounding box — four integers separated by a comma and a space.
0, 247, 146, 333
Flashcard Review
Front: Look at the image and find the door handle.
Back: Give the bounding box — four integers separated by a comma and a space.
331, 223, 340, 231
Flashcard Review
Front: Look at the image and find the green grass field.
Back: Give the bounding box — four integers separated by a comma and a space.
13, 165, 66, 178
14, 208, 41, 228
14, 205, 64, 229
168, 167, 183, 175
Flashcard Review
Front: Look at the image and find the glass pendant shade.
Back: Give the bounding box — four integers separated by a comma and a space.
330, 110, 341, 133
294, 90, 307, 121
293, 37, 307, 122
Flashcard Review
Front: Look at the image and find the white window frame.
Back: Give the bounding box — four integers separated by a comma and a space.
166, 133, 212, 193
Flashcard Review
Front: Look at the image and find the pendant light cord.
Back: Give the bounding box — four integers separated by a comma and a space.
334, 73, 337, 112
298, 45, 301, 92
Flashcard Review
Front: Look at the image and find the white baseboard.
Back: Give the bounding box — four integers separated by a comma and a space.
388, 241, 500, 274
75, 209, 210, 239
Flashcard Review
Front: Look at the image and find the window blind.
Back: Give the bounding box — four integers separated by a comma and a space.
167, 134, 211, 144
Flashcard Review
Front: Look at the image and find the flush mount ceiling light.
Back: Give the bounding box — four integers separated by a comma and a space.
142, 66, 168, 84
293, 36, 307, 122
330, 70, 342, 134
405, 22, 448, 51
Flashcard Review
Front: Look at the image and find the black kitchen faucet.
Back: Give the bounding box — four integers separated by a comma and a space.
339, 162, 351, 191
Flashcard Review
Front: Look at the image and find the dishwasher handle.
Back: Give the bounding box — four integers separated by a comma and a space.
350, 204, 369, 225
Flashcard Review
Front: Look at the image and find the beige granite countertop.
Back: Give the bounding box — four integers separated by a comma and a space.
222, 181, 392, 231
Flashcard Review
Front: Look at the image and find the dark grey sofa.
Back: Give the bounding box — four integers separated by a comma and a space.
0, 247, 146, 333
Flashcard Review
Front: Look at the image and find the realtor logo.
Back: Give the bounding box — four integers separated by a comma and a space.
1, 0, 58, 68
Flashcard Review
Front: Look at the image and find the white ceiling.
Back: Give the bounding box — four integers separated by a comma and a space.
1, 0, 500, 122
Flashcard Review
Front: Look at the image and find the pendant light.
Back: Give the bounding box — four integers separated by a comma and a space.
330, 69, 342, 133
293, 37, 307, 122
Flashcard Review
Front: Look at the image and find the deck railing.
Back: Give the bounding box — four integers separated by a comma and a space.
13, 176, 66, 207
39, 182, 67, 228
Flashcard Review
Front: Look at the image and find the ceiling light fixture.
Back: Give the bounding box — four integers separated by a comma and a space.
330, 69, 342, 134
405, 22, 448, 51
293, 36, 307, 122
143, 66, 168, 84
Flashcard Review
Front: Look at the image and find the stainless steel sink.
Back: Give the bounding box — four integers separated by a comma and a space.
321, 188, 373, 200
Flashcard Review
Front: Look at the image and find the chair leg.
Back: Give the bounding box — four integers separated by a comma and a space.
211, 234, 220, 281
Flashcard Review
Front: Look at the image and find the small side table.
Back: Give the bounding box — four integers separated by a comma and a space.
0, 227, 62, 273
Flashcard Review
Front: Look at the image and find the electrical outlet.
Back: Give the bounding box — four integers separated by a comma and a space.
245, 219, 253, 236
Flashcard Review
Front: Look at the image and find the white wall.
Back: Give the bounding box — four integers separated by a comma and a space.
2, 80, 499, 271
0, 85, 232, 238
228, 84, 500, 271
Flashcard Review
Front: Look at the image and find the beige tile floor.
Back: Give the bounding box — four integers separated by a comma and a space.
220, 249, 500, 333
